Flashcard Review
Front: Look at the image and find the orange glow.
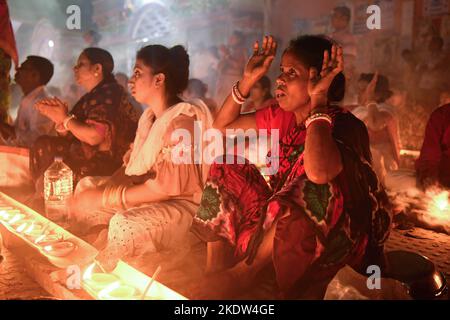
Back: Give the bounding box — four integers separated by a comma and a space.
424, 189, 450, 229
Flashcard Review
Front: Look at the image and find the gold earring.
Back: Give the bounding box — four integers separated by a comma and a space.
94, 72, 99, 77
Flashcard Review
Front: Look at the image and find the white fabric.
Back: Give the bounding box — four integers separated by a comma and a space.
352, 102, 396, 121
125, 99, 213, 184
10, 86, 55, 148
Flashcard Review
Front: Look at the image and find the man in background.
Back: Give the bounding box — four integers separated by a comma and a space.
1, 56, 56, 148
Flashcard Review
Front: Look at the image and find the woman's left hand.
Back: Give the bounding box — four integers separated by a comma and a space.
35, 97, 69, 124
308, 45, 344, 108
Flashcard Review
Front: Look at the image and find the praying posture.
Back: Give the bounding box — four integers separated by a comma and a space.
69, 45, 213, 272
192, 35, 392, 299
32, 48, 139, 184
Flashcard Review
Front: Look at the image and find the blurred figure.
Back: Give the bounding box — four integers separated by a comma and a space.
241, 76, 277, 113
83, 29, 102, 47
215, 31, 248, 105
190, 43, 219, 88
0, 0, 18, 141
329, 6, 358, 105
185, 78, 217, 116
416, 103, 450, 189
47, 86, 62, 97
1, 56, 56, 147
416, 36, 448, 109
352, 73, 400, 184
329, 6, 357, 59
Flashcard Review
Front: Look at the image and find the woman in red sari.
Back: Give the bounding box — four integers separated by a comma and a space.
193, 35, 392, 299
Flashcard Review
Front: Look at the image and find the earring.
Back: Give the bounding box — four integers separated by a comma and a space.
94, 72, 99, 77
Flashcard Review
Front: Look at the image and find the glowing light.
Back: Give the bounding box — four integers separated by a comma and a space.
25, 222, 35, 234
98, 281, 122, 300
16, 222, 28, 233
83, 263, 96, 281
48, 40, 54, 48
34, 234, 46, 244
8, 214, 23, 224
425, 190, 450, 228
44, 245, 53, 252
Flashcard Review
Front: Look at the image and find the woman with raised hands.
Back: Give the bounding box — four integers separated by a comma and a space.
192, 35, 392, 299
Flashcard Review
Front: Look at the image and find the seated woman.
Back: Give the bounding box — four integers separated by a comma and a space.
192, 35, 392, 299
32, 48, 139, 184
69, 45, 213, 272
240, 76, 277, 113
352, 73, 400, 185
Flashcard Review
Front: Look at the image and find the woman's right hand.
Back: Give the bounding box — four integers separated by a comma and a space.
242, 35, 277, 86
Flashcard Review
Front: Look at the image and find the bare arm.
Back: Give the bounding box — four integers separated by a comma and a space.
303, 46, 344, 184
65, 118, 105, 146
35, 97, 105, 146
213, 36, 277, 133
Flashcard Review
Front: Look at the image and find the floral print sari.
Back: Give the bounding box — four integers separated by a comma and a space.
194, 105, 392, 298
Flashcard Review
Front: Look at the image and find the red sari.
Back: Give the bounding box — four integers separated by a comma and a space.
194, 104, 392, 298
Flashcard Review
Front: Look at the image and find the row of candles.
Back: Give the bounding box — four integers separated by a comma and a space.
0, 207, 74, 257
0, 196, 164, 300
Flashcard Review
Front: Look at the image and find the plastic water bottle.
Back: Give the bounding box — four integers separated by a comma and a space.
44, 156, 73, 223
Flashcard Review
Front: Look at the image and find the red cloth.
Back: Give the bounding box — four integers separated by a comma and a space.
255, 103, 296, 141
0, 0, 18, 67
416, 104, 450, 188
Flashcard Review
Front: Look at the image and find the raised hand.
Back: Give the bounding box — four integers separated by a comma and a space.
363, 71, 379, 105
308, 45, 344, 105
243, 35, 277, 83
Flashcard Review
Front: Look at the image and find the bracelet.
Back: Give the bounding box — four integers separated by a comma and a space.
102, 184, 126, 209
55, 123, 68, 133
63, 114, 76, 130
305, 113, 332, 129
121, 186, 128, 210
231, 81, 248, 105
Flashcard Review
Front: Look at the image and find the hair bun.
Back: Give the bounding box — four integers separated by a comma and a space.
169, 45, 190, 94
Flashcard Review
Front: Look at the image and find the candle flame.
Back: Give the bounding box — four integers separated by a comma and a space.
98, 281, 121, 300
16, 222, 28, 232
25, 222, 35, 234
34, 234, 46, 244
8, 214, 22, 224
83, 262, 96, 281
424, 189, 450, 228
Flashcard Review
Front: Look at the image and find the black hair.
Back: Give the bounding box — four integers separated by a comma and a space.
285, 35, 346, 102
188, 78, 207, 97
82, 47, 114, 80
137, 44, 190, 98
26, 56, 54, 85
359, 73, 393, 103
256, 76, 273, 100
